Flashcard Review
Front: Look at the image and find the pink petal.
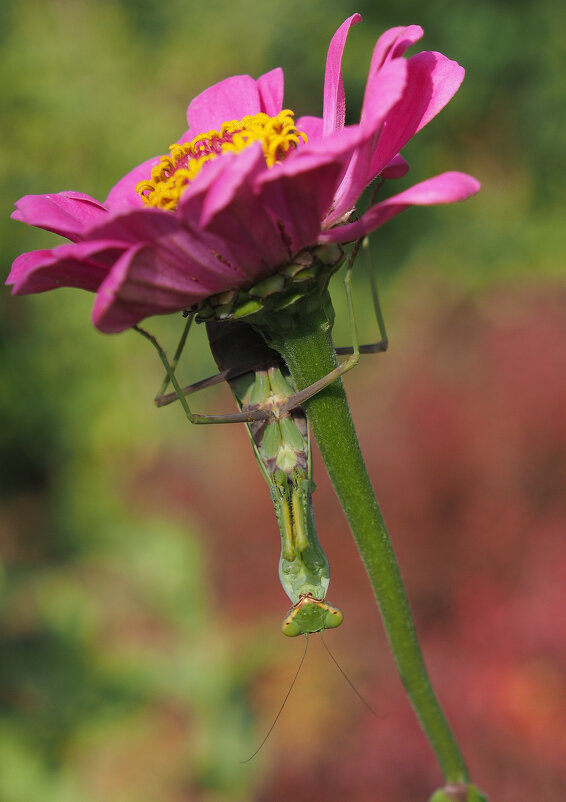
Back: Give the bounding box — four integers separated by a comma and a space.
193, 145, 291, 276
360, 56, 408, 129
410, 51, 466, 133
105, 155, 162, 210
257, 67, 284, 116
198, 145, 265, 226
366, 25, 423, 76
369, 51, 465, 178
187, 75, 261, 133
92, 243, 227, 334
86, 203, 249, 284
88, 181, 258, 291
257, 127, 361, 254
296, 115, 323, 143
84, 206, 181, 245
7, 239, 123, 294
325, 59, 408, 225
319, 172, 481, 243
157, 228, 249, 286
322, 13, 362, 136
11, 192, 108, 241
380, 154, 410, 179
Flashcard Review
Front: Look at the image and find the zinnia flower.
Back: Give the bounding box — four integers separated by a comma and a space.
7, 14, 479, 333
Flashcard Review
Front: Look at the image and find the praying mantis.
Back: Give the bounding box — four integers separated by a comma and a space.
207, 319, 344, 637
136, 235, 388, 637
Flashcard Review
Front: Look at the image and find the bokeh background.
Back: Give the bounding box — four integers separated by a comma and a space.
1, 1, 565, 800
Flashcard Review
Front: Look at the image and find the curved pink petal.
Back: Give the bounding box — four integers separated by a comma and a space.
360, 56, 408, 130
84, 206, 181, 245
11, 192, 108, 241
410, 51, 466, 133
92, 240, 235, 333
257, 126, 362, 254
192, 145, 291, 276
257, 67, 284, 116
369, 51, 465, 179
258, 163, 337, 255
325, 58, 408, 225
319, 172, 481, 243
85, 201, 250, 285
198, 145, 265, 226
154, 228, 249, 285
102, 156, 273, 286
322, 14, 361, 136
7, 239, 124, 294
296, 115, 323, 143
105, 155, 162, 211
366, 25, 423, 77
380, 154, 410, 179
187, 75, 261, 134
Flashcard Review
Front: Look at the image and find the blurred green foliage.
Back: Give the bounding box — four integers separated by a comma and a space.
1, 1, 565, 800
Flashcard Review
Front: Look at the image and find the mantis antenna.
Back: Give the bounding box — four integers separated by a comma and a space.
242, 630, 383, 764
241, 634, 310, 763
319, 631, 385, 721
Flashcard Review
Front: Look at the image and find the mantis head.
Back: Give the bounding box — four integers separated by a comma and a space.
282, 594, 343, 637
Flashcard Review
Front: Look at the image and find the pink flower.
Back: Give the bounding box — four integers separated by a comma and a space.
7, 15, 479, 333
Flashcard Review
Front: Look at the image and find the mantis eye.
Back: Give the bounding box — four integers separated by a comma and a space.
323, 606, 344, 630
281, 617, 303, 637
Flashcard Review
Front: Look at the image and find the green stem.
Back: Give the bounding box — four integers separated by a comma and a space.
260, 293, 470, 785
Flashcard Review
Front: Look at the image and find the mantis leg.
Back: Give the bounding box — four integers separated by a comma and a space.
154, 358, 277, 408
134, 324, 271, 425
335, 236, 388, 356
335, 178, 388, 356
276, 226, 393, 413
146, 230, 388, 419
154, 312, 194, 399
152, 240, 387, 416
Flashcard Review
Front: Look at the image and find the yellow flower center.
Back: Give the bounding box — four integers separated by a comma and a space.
136, 109, 306, 211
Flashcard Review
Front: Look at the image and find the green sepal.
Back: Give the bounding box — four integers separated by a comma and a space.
193, 243, 344, 324
272, 292, 305, 311
290, 266, 317, 283
231, 298, 263, 319
248, 273, 286, 298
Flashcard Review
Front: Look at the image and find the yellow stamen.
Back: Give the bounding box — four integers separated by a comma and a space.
137, 110, 307, 211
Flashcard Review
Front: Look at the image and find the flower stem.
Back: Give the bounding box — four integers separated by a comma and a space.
260, 293, 470, 785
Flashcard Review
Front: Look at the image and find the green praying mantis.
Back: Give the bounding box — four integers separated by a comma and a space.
207, 319, 344, 637
136, 235, 388, 638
